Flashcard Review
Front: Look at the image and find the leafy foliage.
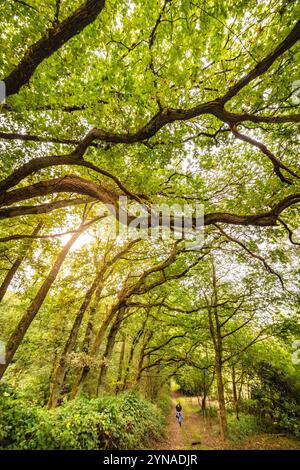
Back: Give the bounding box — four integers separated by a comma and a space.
0, 389, 164, 450
0, 0, 299, 450
227, 413, 271, 442
249, 362, 300, 438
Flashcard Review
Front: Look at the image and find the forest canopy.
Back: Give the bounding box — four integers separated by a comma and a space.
0, 0, 299, 450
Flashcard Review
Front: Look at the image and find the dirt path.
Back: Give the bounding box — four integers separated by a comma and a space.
155, 394, 208, 450
155, 394, 300, 450
154, 398, 185, 450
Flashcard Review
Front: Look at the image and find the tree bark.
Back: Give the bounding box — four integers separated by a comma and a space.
70, 304, 118, 396
115, 336, 126, 394
201, 368, 207, 417
232, 366, 240, 420
207, 259, 228, 439
69, 240, 139, 398
97, 311, 123, 396
4, 0, 106, 97
2, 175, 300, 229
47, 267, 105, 409
215, 359, 227, 439
122, 320, 147, 390
135, 331, 153, 384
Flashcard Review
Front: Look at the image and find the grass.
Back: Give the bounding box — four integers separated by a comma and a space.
179, 397, 210, 450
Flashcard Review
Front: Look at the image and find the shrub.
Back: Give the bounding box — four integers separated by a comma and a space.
227, 413, 271, 442
207, 405, 218, 418
155, 393, 172, 420
250, 362, 300, 438
0, 388, 164, 450
0, 386, 40, 449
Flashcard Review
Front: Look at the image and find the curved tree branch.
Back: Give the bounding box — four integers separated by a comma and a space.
0, 196, 94, 219
0, 153, 144, 204
230, 125, 299, 184
0, 174, 299, 228
278, 217, 300, 246
214, 223, 284, 288
3, 0, 106, 97
220, 19, 300, 103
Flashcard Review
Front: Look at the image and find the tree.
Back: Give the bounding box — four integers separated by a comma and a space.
0, 0, 300, 449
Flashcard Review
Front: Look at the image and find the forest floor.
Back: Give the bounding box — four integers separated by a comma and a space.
155, 393, 300, 450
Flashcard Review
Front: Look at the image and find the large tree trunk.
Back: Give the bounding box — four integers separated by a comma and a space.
215, 358, 227, 439
0, 222, 43, 302
0, 228, 85, 380
232, 365, 240, 420
207, 320, 227, 436
97, 312, 123, 396
135, 331, 153, 384
68, 277, 104, 399
201, 369, 207, 417
47, 268, 105, 409
207, 259, 228, 439
69, 304, 118, 397
122, 321, 146, 391
201, 394, 207, 415
69, 240, 139, 398
115, 336, 126, 394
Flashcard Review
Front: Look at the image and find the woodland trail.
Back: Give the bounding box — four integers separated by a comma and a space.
155, 393, 300, 450
155, 393, 209, 450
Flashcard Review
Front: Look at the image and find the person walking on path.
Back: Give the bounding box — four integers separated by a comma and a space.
176, 402, 183, 427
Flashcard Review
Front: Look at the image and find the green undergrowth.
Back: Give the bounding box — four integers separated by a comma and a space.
0, 385, 165, 450
227, 413, 272, 442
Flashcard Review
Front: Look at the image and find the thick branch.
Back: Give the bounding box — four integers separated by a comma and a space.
0, 175, 117, 208
0, 131, 87, 147
221, 20, 300, 102
3, 0, 105, 97
0, 197, 93, 219
0, 175, 299, 228
0, 153, 143, 203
